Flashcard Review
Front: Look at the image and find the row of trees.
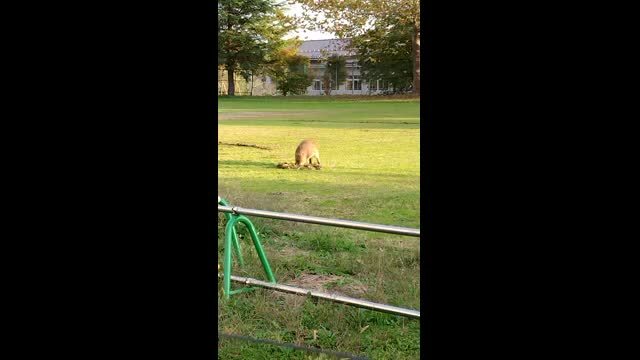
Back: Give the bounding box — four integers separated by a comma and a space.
297, 0, 420, 94
218, 0, 296, 95
218, 0, 420, 96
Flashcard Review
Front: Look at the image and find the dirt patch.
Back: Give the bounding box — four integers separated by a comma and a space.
219, 111, 317, 120
277, 162, 321, 170
336, 281, 369, 297
218, 141, 272, 150
286, 274, 342, 290
270, 273, 368, 306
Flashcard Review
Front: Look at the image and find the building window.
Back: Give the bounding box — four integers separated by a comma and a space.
313, 80, 322, 91
346, 76, 361, 91
370, 80, 378, 91
330, 80, 338, 90
351, 76, 362, 90
345, 61, 360, 68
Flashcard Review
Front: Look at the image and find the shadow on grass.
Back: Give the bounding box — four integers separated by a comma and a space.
218, 160, 276, 168
218, 119, 420, 130
218, 176, 420, 228
327, 170, 419, 179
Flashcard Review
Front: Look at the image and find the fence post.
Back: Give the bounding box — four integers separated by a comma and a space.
218, 197, 276, 298
218, 197, 244, 266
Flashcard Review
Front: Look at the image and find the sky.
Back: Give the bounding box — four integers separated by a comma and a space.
284, 3, 335, 40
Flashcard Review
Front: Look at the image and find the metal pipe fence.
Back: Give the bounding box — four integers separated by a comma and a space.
217, 205, 420, 237
217, 199, 421, 356
219, 273, 420, 319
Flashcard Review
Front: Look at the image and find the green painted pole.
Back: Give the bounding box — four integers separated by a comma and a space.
236, 216, 276, 283
218, 198, 244, 267
229, 226, 243, 267
219, 198, 276, 298
223, 217, 235, 298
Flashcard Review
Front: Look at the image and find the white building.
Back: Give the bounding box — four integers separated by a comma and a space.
298, 39, 391, 96
217, 39, 393, 96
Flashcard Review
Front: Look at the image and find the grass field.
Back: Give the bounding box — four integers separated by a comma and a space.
218, 96, 421, 359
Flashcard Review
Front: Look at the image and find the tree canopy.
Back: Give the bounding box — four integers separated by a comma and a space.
218, 0, 294, 95
270, 42, 313, 96
354, 23, 413, 93
318, 54, 347, 95
294, 0, 420, 94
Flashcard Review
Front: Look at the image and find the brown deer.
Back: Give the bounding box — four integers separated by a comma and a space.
295, 140, 320, 168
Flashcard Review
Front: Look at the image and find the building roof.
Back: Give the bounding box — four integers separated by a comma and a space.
297, 39, 354, 59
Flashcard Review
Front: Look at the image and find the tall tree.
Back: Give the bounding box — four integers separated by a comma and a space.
295, 0, 420, 94
320, 54, 347, 95
354, 23, 413, 93
270, 43, 313, 96
218, 0, 292, 95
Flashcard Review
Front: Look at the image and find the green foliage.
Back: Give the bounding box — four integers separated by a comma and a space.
294, 0, 420, 94
218, 0, 294, 95
294, 0, 419, 39
354, 23, 413, 93
270, 44, 313, 96
319, 55, 347, 95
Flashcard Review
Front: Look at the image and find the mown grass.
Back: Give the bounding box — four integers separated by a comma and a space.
218, 96, 421, 359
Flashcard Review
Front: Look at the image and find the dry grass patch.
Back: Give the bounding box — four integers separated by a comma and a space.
269, 273, 370, 307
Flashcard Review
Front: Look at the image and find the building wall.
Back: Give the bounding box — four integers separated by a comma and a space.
217, 69, 277, 96
304, 58, 391, 96
217, 58, 392, 96
218, 40, 395, 96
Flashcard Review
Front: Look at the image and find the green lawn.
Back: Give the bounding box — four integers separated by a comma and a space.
218, 96, 421, 359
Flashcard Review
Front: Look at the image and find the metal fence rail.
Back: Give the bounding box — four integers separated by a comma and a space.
219, 273, 420, 319
217, 205, 420, 237
217, 198, 421, 321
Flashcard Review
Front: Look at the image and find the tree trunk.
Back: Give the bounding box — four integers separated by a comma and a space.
250, 72, 254, 96
412, 25, 420, 95
227, 65, 235, 96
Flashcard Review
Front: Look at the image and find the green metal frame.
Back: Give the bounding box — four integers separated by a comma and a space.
218, 197, 276, 299
219, 198, 245, 267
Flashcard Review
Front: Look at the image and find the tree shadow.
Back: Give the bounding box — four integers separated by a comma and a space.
218, 120, 420, 130
328, 170, 419, 179
218, 160, 276, 168
218, 176, 420, 226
